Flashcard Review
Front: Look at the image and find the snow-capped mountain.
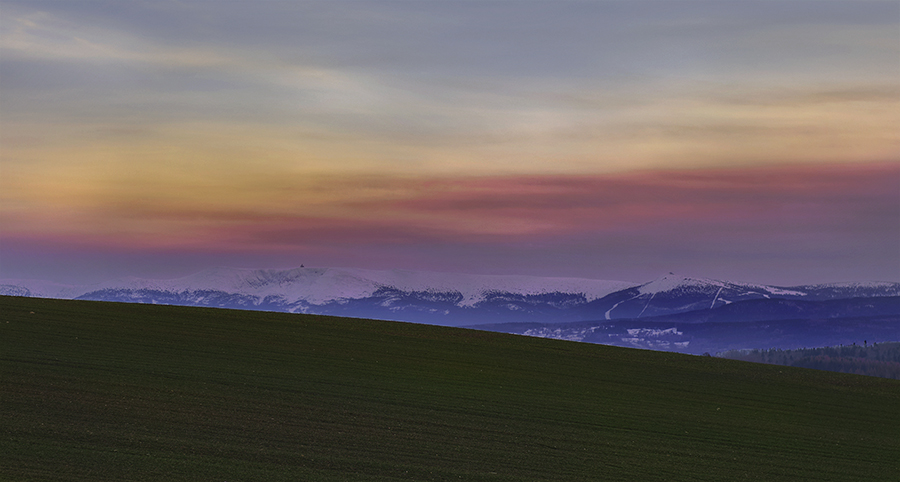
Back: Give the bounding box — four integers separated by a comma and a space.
481, 309, 900, 355
2, 267, 898, 327
2, 266, 632, 304
585, 274, 793, 320
1, 267, 633, 326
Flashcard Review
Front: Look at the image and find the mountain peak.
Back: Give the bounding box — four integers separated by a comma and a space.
638, 274, 723, 295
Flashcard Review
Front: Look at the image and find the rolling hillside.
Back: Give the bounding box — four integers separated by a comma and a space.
2, 296, 898, 481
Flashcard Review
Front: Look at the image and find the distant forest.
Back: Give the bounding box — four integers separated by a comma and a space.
718, 342, 900, 380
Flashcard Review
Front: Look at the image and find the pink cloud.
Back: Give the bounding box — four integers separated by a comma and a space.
369, 161, 899, 240
9, 161, 895, 249
2, 161, 897, 284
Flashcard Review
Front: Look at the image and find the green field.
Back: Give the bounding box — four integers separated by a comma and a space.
2, 296, 898, 481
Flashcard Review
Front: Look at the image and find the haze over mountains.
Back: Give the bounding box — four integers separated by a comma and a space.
3, 266, 898, 355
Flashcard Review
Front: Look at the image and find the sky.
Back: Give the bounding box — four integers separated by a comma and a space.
1, 0, 898, 286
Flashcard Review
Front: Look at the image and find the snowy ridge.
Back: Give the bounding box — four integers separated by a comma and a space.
795, 281, 900, 297
636, 274, 721, 295
597, 273, 899, 320
3, 268, 898, 328
2, 267, 635, 307
93, 266, 637, 306
90, 268, 389, 306
0, 279, 97, 300
636, 273, 805, 298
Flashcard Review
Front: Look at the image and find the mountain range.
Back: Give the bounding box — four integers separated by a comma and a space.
3, 266, 898, 354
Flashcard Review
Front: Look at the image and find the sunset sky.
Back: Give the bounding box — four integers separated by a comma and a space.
1, 0, 898, 285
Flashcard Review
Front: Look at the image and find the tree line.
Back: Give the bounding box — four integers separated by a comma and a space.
718, 342, 900, 380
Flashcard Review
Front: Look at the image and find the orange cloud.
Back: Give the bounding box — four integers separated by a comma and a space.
9, 161, 893, 253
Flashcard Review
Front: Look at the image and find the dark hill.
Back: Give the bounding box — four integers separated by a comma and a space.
2, 296, 898, 481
